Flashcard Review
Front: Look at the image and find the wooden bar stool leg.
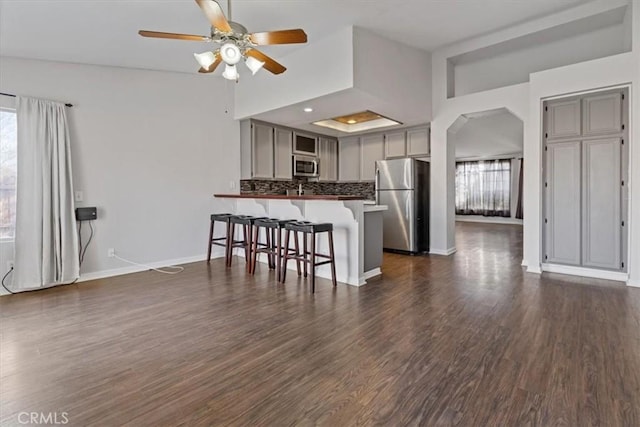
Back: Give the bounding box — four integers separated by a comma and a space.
303, 232, 308, 278
328, 230, 337, 287
276, 228, 282, 282
226, 222, 235, 267
310, 231, 316, 293
244, 224, 252, 271
293, 231, 302, 276
207, 218, 214, 263
281, 229, 290, 283
251, 225, 259, 275
266, 228, 274, 269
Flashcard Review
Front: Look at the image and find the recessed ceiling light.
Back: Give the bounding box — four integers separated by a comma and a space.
312, 110, 402, 133
303, 107, 313, 113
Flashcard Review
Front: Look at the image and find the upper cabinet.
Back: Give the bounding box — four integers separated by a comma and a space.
339, 137, 361, 182
318, 137, 338, 181
546, 99, 581, 140
252, 122, 274, 179
274, 128, 293, 179
582, 92, 622, 136
406, 127, 430, 157
360, 134, 384, 181
384, 131, 406, 159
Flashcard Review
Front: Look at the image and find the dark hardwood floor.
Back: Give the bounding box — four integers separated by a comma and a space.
1, 222, 639, 426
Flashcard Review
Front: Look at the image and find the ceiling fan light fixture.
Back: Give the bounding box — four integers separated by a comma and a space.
222, 63, 239, 81
193, 51, 217, 70
220, 42, 241, 65
245, 56, 265, 75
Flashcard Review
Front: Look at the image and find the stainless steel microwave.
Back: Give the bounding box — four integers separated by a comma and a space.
293, 155, 319, 177
293, 133, 318, 156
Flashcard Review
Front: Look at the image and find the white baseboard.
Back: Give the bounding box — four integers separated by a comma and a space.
456, 216, 523, 225
77, 254, 214, 283
541, 263, 628, 283
361, 268, 382, 285
626, 279, 640, 288
526, 264, 542, 274
430, 247, 456, 256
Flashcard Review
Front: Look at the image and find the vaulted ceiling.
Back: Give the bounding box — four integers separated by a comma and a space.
0, 0, 590, 74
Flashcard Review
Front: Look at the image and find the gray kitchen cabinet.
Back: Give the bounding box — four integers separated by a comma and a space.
384, 131, 406, 158
582, 92, 622, 136
252, 122, 274, 179
274, 127, 293, 179
360, 134, 384, 181
545, 141, 582, 266
582, 138, 621, 270
318, 137, 338, 181
406, 127, 430, 157
339, 137, 361, 182
546, 99, 581, 140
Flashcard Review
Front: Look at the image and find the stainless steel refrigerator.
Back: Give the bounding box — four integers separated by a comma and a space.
375, 158, 429, 253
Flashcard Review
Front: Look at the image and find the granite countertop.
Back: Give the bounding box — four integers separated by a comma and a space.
214, 193, 367, 201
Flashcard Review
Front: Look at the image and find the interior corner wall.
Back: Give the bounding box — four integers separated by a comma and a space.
525, 52, 636, 279
352, 27, 432, 123
234, 26, 354, 120
0, 57, 240, 289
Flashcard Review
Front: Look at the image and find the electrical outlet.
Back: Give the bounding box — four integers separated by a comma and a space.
229, 180, 236, 189
6, 261, 13, 271
107, 248, 115, 258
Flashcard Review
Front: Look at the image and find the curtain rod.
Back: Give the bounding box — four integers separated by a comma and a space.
0, 92, 73, 107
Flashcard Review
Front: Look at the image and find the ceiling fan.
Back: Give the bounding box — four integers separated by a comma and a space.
138, 0, 307, 81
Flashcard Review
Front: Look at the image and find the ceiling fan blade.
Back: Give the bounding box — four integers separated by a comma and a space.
139, 30, 210, 42
249, 29, 308, 45
195, 0, 232, 33
246, 49, 286, 74
198, 55, 223, 74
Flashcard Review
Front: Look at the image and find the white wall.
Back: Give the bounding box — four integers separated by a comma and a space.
234, 27, 354, 120
0, 57, 240, 293
454, 23, 628, 96
353, 27, 432, 124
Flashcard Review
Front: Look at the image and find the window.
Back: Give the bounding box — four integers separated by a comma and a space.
455, 159, 511, 217
0, 109, 17, 239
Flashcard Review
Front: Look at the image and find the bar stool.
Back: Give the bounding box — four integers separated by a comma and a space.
280, 221, 337, 293
206, 213, 234, 264
228, 215, 267, 271
250, 218, 301, 281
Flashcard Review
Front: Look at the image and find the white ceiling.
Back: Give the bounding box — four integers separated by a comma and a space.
0, 0, 590, 75
450, 109, 523, 159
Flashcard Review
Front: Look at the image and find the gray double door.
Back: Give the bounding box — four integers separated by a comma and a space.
543, 89, 628, 271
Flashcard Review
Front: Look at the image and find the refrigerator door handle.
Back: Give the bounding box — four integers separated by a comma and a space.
405, 194, 411, 219
375, 168, 380, 204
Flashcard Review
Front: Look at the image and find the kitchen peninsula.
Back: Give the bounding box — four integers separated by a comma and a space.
214, 194, 387, 286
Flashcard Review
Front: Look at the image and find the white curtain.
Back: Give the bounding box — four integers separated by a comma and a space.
11, 97, 79, 291
455, 159, 511, 217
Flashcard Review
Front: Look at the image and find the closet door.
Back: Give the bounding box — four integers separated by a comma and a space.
545, 141, 582, 265
582, 93, 622, 136
582, 138, 621, 270
546, 99, 581, 140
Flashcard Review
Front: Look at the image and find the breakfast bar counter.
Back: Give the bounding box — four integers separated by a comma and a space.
213, 194, 388, 286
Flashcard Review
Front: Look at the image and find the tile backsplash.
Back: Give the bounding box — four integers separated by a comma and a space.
240, 179, 375, 200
